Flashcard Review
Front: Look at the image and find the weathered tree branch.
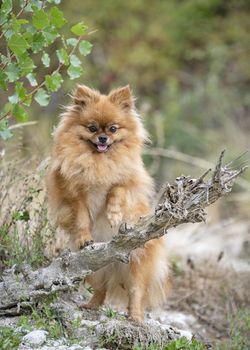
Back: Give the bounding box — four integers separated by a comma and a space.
0, 151, 247, 315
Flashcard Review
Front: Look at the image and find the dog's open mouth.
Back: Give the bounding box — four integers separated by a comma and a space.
96, 144, 109, 152
88, 140, 111, 153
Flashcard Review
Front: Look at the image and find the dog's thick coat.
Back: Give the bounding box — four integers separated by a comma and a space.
46, 85, 170, 321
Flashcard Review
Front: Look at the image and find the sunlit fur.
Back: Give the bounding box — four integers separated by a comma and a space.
46, 85, 171, 322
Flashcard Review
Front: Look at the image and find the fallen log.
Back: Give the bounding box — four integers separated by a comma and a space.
0, 150, 247, 316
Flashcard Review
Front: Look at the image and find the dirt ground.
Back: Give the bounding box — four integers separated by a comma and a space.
164, 213, 250, 348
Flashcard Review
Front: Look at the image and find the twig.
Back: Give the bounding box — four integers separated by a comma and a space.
225, 150, 249, 168
212, 149, 225, 183
144, 147, 250, 192
144, 147, 211, 169
8, 121, 38, 130
189, 168, 212, 191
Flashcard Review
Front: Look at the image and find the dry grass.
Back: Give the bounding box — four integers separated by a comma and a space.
0, 157, 53, 272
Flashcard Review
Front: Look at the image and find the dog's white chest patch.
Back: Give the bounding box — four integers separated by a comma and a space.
87, 188, 107, 220
87, 187, 117, 242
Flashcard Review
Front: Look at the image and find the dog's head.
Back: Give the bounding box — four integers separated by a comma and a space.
58, 85, 148, 154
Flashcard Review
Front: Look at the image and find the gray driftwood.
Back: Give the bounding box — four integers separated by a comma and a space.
0, 151, 247, 316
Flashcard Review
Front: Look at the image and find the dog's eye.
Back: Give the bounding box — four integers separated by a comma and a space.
88, 125, 98, 133
109, 125, 117, 133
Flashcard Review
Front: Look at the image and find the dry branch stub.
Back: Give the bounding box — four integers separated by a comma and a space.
0, 151, 247, 316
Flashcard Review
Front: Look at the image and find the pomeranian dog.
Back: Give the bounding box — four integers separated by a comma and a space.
46, 85, 170, 322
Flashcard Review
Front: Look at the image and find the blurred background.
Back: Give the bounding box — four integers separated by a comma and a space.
2, 0, 250, 194
1, 1, 250, 347
2, 0, 250, 182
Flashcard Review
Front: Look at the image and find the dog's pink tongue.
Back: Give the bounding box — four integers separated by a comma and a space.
97, 144, 108, 152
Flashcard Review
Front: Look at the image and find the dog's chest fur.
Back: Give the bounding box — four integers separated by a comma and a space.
86, 186, 117, 243
86, 186, 107, 220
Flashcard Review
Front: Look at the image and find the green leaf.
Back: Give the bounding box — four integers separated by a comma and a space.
24, 24, 36, 34
48, 0, 61, 3
50, 6, 66, 28
32, 32, 47, 53
0, 14, 5, 26
10, 14, 28, 32
13, 105, 28, 122
23, 31, 34, 45
10, 14, 20, 31
23, 95, 32, 107
0, 128, 13, 140
17, 53, 35, 75
43, 26, 59, 45
41, 52, 50, 67
5, 62, 20, 82
0, 54, 9, 65
67, 65, 83, 79
3, 102, 12, 113
70, 54, 81, 67
45, 72, 63, 91
0, 120, 13, 140
34, 88, 50, 106
8, 94, 18, 104
26, 73, 37, 86
8, 34, 30, 55
0, 0, 12, 15
32, 9, 49, 29
17, 18, 29, 25
12, 210, 30, 222
79, 40, 93, 56
24, 1, 40, 13
71, 22, 87, 36
56, 48, 69, 65
0, 71, 7, 90
16, 82, 27, 100
66, 38, 78, 46
8, 82, 27, 104
3, 28, 15, 39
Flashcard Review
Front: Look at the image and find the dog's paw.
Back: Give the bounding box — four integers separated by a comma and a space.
80, 239, 94, 249
107, 204, 123, 227
128, 314, 144, 323
75, 234, 93, 250
79, 302, 98, 310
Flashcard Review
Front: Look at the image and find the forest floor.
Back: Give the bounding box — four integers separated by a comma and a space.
0, 159, 249, 349
1, 216, 249, 349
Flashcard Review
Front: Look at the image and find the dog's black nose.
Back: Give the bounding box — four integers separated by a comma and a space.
98, 135, 108, 144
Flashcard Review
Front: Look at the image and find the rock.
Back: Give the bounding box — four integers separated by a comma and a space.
178, 329, 193, 341
80, 319, 99, 327
95, 319, 188, 349
22, 330, 48, 347
19, 341, 86, 350
149, 310, 197, 333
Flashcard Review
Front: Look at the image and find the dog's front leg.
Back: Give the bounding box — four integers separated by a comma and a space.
106, 186, 126, 227
72, 199, 93, 249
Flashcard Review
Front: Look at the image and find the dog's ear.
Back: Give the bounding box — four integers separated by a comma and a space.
108, 85, 134, 111
73, 85, 99, 107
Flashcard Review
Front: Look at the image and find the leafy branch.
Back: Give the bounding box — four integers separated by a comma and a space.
0, 0, 93, 139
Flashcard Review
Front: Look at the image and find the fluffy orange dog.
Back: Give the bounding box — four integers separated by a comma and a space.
46, 85, 170, 321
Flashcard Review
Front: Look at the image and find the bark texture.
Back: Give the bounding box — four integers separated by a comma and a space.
0, 151, 247, 316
